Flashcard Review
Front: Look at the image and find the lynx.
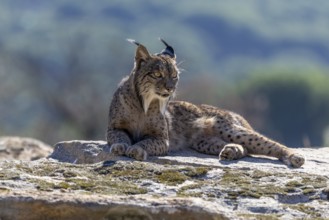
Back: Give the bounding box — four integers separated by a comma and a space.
106, 39, 305, 168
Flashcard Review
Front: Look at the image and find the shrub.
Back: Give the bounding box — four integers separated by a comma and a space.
237, 70, 329, 147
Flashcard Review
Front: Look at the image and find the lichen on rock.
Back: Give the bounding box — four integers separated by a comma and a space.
0, 139, 328, 219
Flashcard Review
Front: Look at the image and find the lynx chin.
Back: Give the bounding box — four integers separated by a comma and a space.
106, 39, 305, 168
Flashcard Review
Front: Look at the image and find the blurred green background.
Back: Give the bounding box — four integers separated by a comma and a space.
1, 0, 329, 147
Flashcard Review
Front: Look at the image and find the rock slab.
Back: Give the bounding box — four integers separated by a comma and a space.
0, 136, 52, 161
0, 140, 328, 220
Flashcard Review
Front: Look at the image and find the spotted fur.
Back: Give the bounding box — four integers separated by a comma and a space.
107, 41, 305, 168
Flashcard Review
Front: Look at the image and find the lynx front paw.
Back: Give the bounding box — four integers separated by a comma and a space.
125, 146, 148, 161
219, 144, 246, 161
110, 143, 128, 156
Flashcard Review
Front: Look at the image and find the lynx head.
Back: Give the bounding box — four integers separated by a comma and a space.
128, 39, 180, 114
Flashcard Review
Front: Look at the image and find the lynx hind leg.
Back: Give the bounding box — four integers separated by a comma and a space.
220, 143, 248, 161
190, 137, 227, 155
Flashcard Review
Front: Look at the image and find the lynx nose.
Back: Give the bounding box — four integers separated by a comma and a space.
165, 87, 175, 93
165, 82, 175, 93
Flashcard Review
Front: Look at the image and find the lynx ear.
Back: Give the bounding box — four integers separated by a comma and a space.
159, 38, 176, 59
127, 39, 150, 65
135, 45, 150, 62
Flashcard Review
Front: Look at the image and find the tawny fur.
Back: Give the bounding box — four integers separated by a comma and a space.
107, 42, 305, 168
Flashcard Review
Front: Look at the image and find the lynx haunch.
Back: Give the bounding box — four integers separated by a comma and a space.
106, 39, 305, 168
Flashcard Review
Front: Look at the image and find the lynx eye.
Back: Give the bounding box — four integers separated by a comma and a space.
172, 72, 178, 78
153, 72, 162, 78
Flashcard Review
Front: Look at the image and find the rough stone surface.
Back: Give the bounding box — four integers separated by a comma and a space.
0, 140, 328, 220
50, 140, 111, 164
0, 136, 52, 161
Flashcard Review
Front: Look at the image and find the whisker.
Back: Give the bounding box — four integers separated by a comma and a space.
177, 60, 185, 67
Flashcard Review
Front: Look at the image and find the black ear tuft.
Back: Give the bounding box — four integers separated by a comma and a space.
159, 38, 176, 59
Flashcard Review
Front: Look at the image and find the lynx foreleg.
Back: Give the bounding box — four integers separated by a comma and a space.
107, 129, 131, 156
219, 125, 305, 168
126, 137, 169, 161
